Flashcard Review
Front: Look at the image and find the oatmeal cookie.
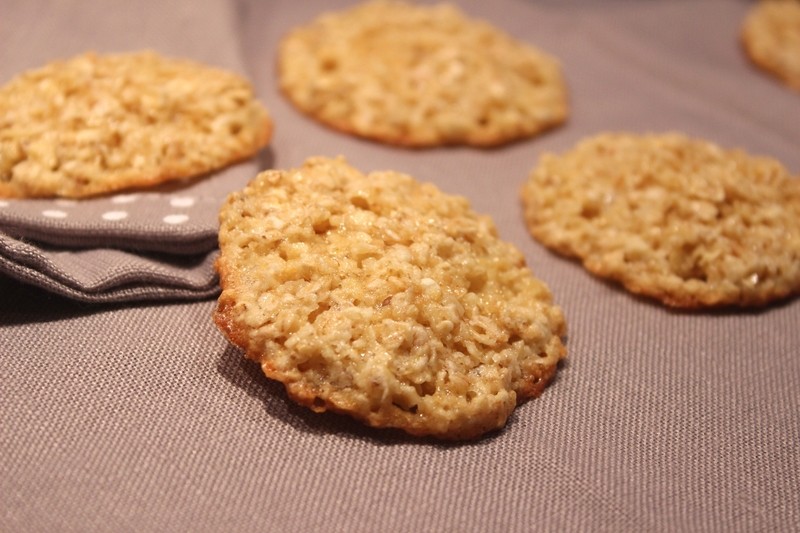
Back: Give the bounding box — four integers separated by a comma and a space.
278, 0, 567, 147
215, 157, 566, 439
0, 51, 272, 198
521, 132, 800, 308
741, 0, 800, 91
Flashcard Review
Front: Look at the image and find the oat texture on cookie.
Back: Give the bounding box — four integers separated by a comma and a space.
214, 157, 566, 440
741, 0, 800, 91
0, 51, 272, 198
278, 0, 568, 147
521, 132, 800, 308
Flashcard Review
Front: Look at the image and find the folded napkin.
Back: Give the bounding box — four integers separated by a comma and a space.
0, 0, 264, 303
0, 162, 260, 303
0, 235, 220, 303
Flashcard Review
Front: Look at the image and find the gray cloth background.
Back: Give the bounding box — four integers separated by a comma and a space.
2, 0, 799, 531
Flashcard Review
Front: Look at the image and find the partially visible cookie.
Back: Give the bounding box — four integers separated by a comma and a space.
278, 0, 568, 148
214, 157, 566, 440
0, 51, 272, 198
741, 0, 800, 91
521, 132, 800, 308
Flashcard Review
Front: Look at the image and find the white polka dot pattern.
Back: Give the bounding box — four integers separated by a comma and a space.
170, 197, 196, 208
163, 214, 189, 225
4, 196, 199, 225
42, 210, 69, 219
0, 160, 256, 253
102, 211, 129, 221
111, 194, 140, 204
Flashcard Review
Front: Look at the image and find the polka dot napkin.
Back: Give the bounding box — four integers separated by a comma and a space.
0, 161, 259, 303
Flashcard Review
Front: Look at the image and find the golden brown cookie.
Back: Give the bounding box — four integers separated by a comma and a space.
741, 0, 800, 91
521, 132, 800, 308
215, 156, 566, 440
0, 51, 272, 198
277, 1, 568, 148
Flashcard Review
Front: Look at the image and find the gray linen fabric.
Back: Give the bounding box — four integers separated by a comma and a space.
2, 0, 799, 532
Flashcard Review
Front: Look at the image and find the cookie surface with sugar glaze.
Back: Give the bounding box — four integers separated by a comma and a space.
214, 156, 566, 440
521, 132, 800, 308
741, 0, 800, 91
278, 0, 568, 147
0, 51, 272, 198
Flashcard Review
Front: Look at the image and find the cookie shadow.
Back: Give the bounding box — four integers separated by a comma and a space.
0, 275, 176, 325
256, 145, 275, 172
215, 343, 507, 448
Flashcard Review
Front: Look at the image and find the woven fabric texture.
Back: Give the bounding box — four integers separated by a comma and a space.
2, 0, 799, 532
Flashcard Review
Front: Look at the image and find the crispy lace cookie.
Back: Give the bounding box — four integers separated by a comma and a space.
277, 1, 568, 148
214, 157, 566, 440
0, 51, 272, 198
741, 0, 800, 91
521, 133, 800, 308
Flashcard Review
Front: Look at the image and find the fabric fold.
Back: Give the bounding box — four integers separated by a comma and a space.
0, 232, 220, 303
0, 153, 257, 304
